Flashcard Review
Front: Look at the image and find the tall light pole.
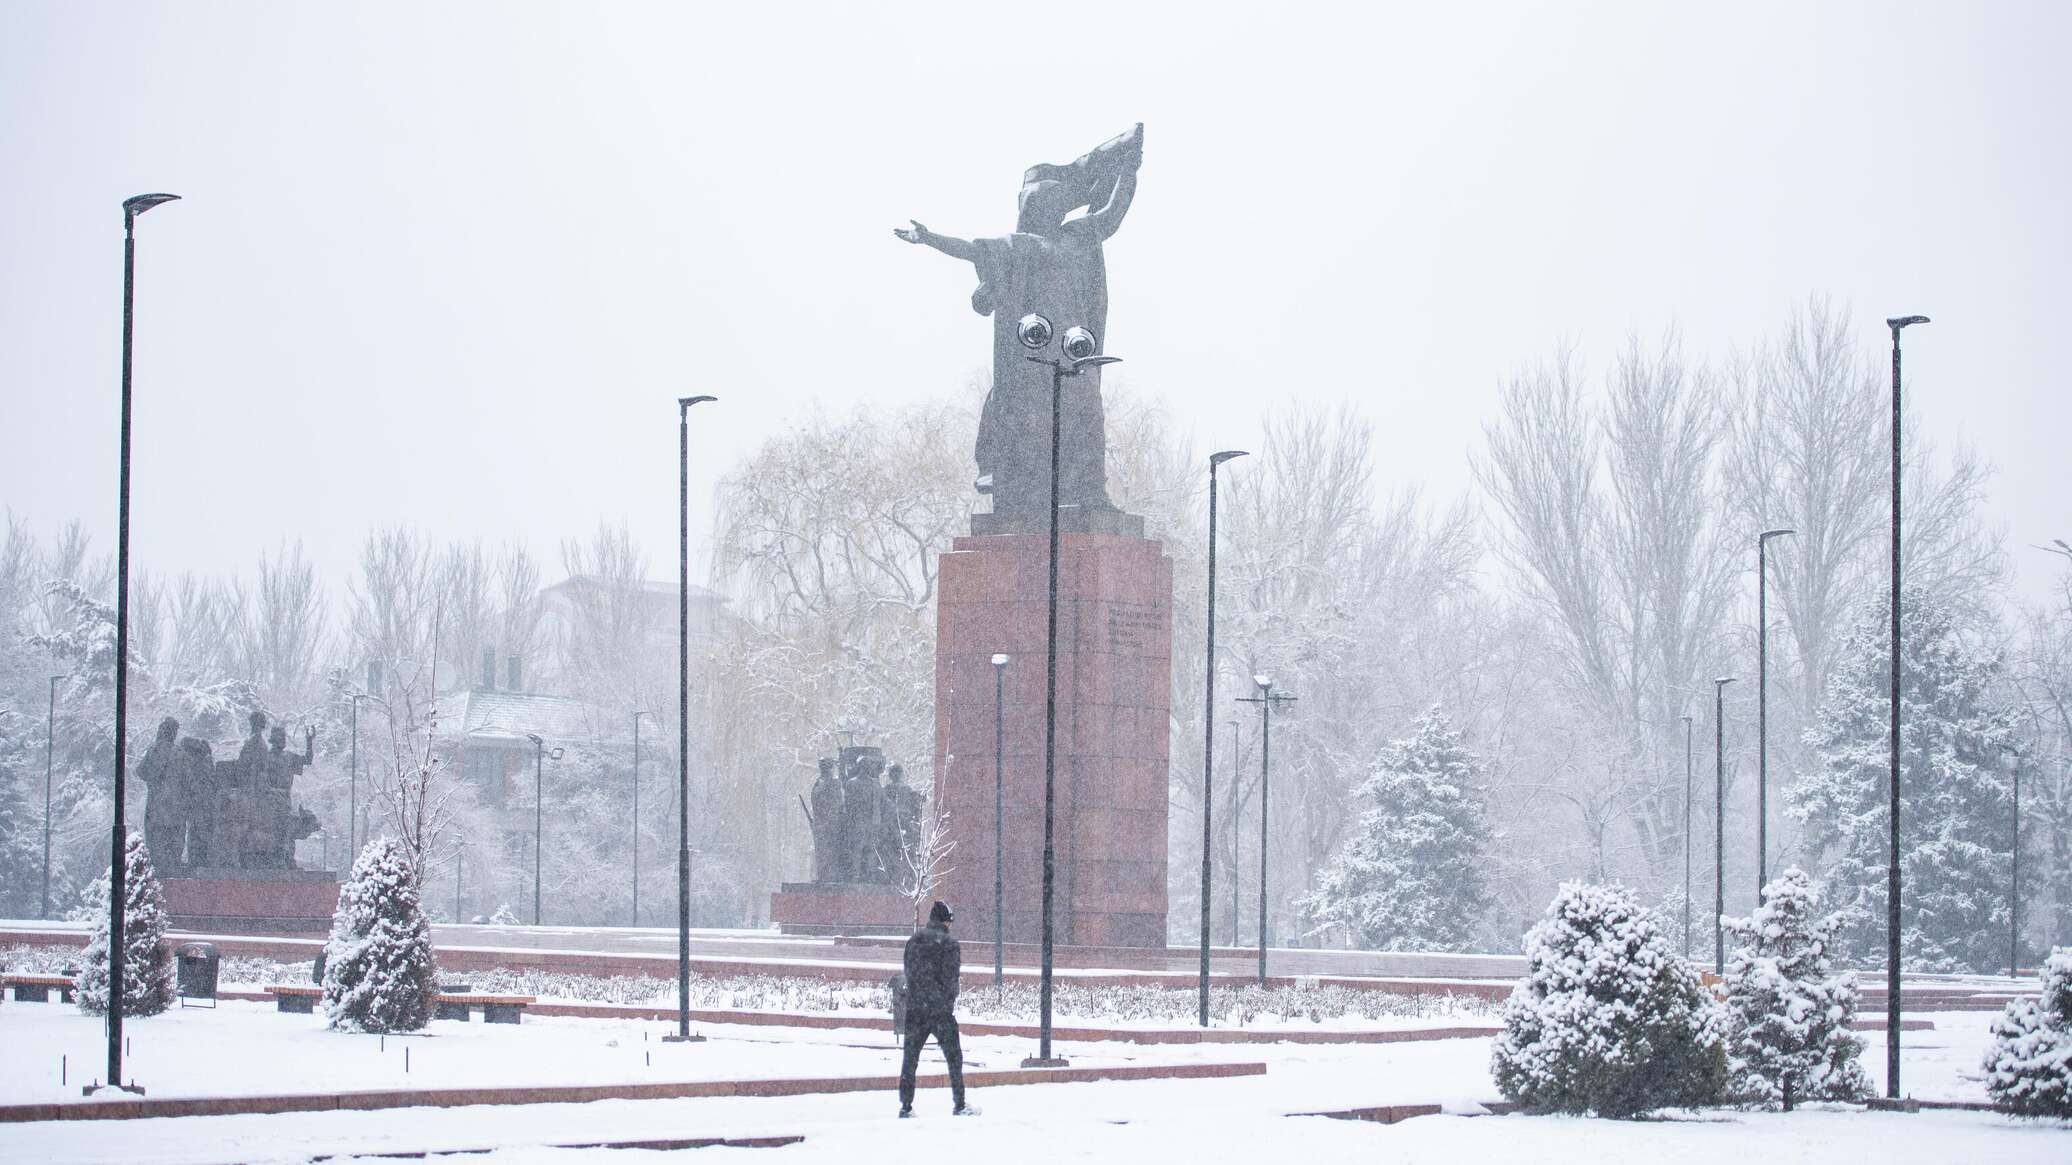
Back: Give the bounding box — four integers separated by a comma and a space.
1681, 711, 1693, 959
95, 191, 179, 1098
671, 393, 715, 1044
1713, 676, 1736, 975
2007, 744, 2022, 980
454, 838, 467, 922
1200, 450, 1247, 1026
1229, 719, 1240, 946
348, 692, 371, 861
1017, 314, 1117, 1069
525, 734, 560, 926
1757, 528, 1795, 899
1238, 675, 1295, 986
1884, 313, 1927, 1098
633, 709, 650, 927
991, 653, 1008, 987
42, 673, 66, 919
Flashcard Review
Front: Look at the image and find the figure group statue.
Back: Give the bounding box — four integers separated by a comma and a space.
894, 123, 1144, 524
136, 709, 318, 870
802, 744, 925, 890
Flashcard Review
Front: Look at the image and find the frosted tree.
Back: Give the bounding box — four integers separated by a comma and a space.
1492, 882, 1728, 1117
1983, 946, 2072, 1117
75, 832, 173, 1018
322, 837, 438, 1032
1721, 868, 1868, 1109
1299, 708, 1492, 950
1792, 591, 2017, 972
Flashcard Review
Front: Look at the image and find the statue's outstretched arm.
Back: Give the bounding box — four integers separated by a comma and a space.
893, 219, 979, 263
1083, 169, 1138, 240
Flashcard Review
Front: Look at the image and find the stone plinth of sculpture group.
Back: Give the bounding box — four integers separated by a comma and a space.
141, 710, 340, 934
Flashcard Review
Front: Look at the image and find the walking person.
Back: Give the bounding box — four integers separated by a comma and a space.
898, 900, 975, 1117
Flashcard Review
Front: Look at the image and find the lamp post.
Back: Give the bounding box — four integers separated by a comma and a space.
633, 709, 650, 927
1884, 313, 1927, 1098
1756, 528, 1795, 899
1229, 719, 1240, 946
1200, 450, 1248, 1026
671, 393, 716, 1044
1016, 313, 1118, 1069
1713, 676, 1736, 975
2007, 745, 2022, 980
1238, 675, 1296, 986
525, 734, 561, 925
454, 838, 467, 922
1681, 712, 1693, 959
93, 192, 179, 1098
42, 673, 65, 920
991, 653, 1008, 988
348, 692, 372, 862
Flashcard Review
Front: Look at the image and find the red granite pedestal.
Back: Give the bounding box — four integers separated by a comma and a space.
161, 868, 341, 935
768, 882, 914, 936
932, 531, 1172, 949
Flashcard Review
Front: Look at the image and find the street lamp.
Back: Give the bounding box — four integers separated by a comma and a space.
1238, 674, 1296, 986
1681, 711, 1693, 959
93, 192, 179, 1098
454, 837, 467, 923
348, 691, 375, 862
1713, 676, 1736, 975
2006, 744, 2022, 980
672, 392, 716, 1045
633, 709, 651, 927
42, 673, 66, 919
1200, 449, 1247, 1026
1884, 312, 1927, 1098
1229, 718, 1240, 946
1018, 313, 1119, 1069
525, 734, 562, 925
1757, 527, 1795, 899
991, 653, 1009, 988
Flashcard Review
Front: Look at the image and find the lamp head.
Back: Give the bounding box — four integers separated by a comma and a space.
1017, 313, 1055, 350
550, 747, 565, 761
1714, 676, 1737, 689
1254, 674, 1271, 690
1760, 528, 1796, 543
1887, 315, 1930, 330
526, 733, 543, 746
990, 653, 1009, 668
678, 394, 717, 411
1210, 450, 1249, 468
123, 193, 180, 218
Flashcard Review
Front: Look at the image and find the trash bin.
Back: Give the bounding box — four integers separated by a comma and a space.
888, 972, 908, 1041
175, 942, 219, 1008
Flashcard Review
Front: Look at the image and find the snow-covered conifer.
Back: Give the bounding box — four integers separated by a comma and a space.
75, 832, 173, 1018
1791, 592, 2016, 973
322, 837, 437, 1032
1492, 882, 1728, 1117
1299, 708, 1492, 951
1982, 947, 2072, 1117
1721, 868, 1868, 1108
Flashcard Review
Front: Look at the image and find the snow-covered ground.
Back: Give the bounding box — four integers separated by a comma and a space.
1, 1001, 2060, 1163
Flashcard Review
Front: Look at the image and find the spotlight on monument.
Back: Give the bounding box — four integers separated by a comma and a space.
1017, 313, 1054, 350
1061, 326, 1098, 362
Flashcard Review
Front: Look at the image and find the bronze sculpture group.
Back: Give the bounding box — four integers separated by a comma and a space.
803, 745, 925, 890
137, 709, 319, 870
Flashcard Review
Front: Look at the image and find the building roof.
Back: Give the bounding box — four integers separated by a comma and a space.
433, 687, 599, 746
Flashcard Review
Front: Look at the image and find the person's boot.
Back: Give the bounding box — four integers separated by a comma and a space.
898, 1106, 913, 1119
953, 1102, 980, 1116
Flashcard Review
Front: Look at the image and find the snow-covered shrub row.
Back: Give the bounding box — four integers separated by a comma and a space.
75, 832, 174, 1018
1721, 868, 1868, 1108
1492, 882, 1728, 1118
321, 838, 438, 1033
1982, 947, 2072, 1118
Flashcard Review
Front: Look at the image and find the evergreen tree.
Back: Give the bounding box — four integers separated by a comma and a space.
75, 832, 173, 1018
1983, 947, 2072, 1118
1792, 591, 2018, 973
1300, 708, 1492, 950
1721, 868, 1869, 1108
322, 837, 437, 1032
1492, 882, 1729, 1117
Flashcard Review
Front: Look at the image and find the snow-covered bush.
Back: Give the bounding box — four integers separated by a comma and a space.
1721, 868, 1868, 1108
322, 838, 437, 1033
1492, 882, 1728, 1117
488, 903, 519, 927
1300, 708, 1492, 952
75, 832, 174, 1018
1983, 947, 2072, 1118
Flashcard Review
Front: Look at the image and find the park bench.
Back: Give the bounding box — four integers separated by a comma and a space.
3, 973, 77, 1003
264, 984, 536, 1024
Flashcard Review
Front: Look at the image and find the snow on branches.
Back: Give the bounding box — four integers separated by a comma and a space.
322, 837, 438, 1033
1721, 868, 1868, 1108
1492, 882, 1728, 1117
1983, 947, 2072, 1118
75, 831, 174, 1018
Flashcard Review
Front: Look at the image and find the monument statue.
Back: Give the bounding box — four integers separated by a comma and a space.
175, 736, 217, 865
807, 757, 845, 882
895, 123, 1144, 528
881, 764, 923, 892
139, 717, 186, 865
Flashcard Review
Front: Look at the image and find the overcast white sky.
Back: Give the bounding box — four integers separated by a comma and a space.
2, 1, 2065, 606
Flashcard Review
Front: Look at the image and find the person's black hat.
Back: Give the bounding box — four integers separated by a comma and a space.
929, 900, 954, 924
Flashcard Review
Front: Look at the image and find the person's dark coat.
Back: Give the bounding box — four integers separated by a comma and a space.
902, 922, 961, 1014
